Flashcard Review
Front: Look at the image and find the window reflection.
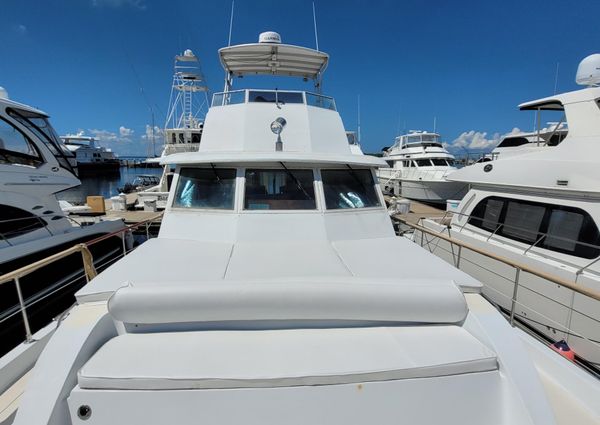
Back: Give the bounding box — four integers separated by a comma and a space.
321, 169, 380, 209
173, 168, 236, 209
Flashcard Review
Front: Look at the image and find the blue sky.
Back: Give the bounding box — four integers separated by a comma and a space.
1, 0, 599, 156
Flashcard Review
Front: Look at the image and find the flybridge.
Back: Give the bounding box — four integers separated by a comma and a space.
219, 31, 329, 92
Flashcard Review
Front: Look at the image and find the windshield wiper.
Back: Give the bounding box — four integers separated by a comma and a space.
210, 163, 223, 185
279, 162, 313, 200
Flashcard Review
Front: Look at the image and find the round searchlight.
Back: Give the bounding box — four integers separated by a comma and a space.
576, 53, 600, 87
259, 31, 282, 44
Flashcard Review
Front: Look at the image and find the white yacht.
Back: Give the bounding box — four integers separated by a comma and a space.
137, 49, 208, 210
60, 135, 120, 175
11, 34, 600, 425
478, 123, 568, 162
377, 131, 468, 203
0, 94, 125, 362
414, 54, 600, 370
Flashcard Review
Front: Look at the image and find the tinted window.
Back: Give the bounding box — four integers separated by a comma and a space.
173, 168, 236, 209
446, 159, 455, 166
248, 91, 303, 104
502, 201, 545, 243
470, 198, 503, 232
431, 158, 447, 166
321, 169, 380, 209
497, 137, 529, 148
0, 205, 47, 239
416, 159, 432, 167
8, 109, 75, 173
244, 169, 315, 210
0, 118, 42, 167
468, 196, 600, 259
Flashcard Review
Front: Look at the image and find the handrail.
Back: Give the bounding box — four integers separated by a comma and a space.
0, 212, 163, 343
397, 217, 600, 302
0, 244, 96, 286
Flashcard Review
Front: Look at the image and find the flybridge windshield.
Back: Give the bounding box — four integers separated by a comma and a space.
7, 108, 77, 175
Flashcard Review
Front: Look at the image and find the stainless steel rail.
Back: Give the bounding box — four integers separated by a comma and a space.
398, 217, 600, 320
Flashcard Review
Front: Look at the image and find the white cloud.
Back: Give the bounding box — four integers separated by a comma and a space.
91, 0, 146, 10
119, 126, 134, 137
141, 125, 164, 141
449, 127, 522, 151
13, 24, 27, 35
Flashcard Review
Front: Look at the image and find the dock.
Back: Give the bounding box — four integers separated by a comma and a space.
384, 196, 448, 226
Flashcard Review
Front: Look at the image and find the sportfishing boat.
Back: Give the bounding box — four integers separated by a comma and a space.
137, 49, 209, 210
0, 93, 125, 398
413, 54, 600, 371
60, 135, 120, 175
11, 34, 599, 425
377, 131, 468, 203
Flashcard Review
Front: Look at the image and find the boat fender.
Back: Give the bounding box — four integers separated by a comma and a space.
550, 339, 575, 361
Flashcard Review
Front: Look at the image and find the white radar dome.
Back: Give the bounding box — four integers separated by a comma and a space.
576, 54, 600, 87
0, 87, 8, 100
259, 31, 281, 44
183, 49, 194, 57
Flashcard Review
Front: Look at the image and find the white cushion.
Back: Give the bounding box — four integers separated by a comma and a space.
108, 279, 468, 326
78, 325, 497, 390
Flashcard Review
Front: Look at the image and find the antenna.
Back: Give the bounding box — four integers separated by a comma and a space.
433, 116, 437, 133
357, 94, 361, 144
227, 1, 235, 46
312, 2, 319, 51
553, 62, 560, 94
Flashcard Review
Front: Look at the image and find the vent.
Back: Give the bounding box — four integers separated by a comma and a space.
556, 180, 569, 186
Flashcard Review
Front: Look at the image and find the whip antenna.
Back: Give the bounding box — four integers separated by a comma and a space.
312, 2, 319, 51
228, 1, 235, 46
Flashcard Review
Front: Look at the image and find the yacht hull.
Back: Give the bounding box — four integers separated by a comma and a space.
0, 226, 123, 358
400, 179, 468, 204
413, 219, 600, 368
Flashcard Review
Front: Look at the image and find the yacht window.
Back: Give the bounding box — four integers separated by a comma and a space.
469, 197, 503, 232
468, 196, 600, 259
502, 201, 546, 243
544, 210, 582, 252
385, 160, 394, 167
248, 91, 304, 104
431, 158, 447, 166
446, 159, 455, 166
416, 159, 432, 167
0, 205, 47, 239
0, 118, 42, 167
173, 168, 236, 209
321, 168, 381, 209
244, 169, 315, 210
547, 132, 567, 146
7, 109, 75, 173
497, 137, 529, 148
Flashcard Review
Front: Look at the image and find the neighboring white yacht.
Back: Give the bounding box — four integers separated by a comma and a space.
477, 123, 568, 162
414, 54, 600, 370
0, 95, 125, 371
11, 34, 600, 425
137, 49, 209, 209
377, 131, 468, 203
60, 135, 120, 175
